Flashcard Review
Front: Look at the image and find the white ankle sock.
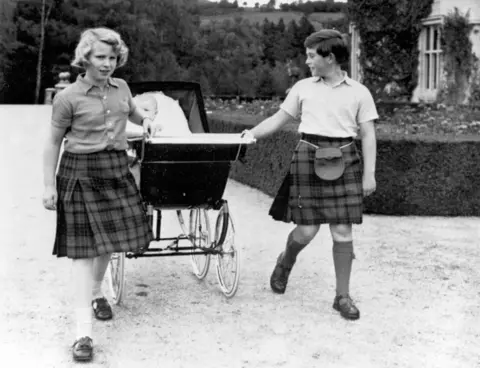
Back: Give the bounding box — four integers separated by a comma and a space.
75, 307, 92, 339
92, 280, 103, 300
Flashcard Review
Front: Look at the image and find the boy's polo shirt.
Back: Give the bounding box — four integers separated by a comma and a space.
280, 74, 378, 138
51, 75, 138, 154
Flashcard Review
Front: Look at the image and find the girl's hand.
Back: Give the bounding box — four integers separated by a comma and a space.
43, 185, 58, 211
143, 117, 162, 137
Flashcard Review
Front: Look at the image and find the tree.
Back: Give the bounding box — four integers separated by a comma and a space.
0, 0, 17, 101
440, 8, 475, 104
34, 0, 54, 104
349, 0, 434, 99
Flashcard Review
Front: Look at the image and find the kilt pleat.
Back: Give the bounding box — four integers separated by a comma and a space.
53, 150, 153, 259
269, 135, 363, 225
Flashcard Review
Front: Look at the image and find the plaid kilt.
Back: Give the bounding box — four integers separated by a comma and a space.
53, 150, 153, 259
269, 134, 363, 225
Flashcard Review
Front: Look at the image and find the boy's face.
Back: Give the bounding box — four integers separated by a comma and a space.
305, 47, 331, 78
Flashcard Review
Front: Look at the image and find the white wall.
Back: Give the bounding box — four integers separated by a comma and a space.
412, 0, 480, 102
438, 0, 480, 22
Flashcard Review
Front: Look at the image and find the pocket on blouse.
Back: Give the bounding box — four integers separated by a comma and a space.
118, 98, 130, 114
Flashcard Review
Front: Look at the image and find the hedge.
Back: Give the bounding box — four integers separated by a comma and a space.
209, 114, 480, 216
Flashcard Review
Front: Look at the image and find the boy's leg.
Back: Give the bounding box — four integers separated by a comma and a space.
270, 225, 320, 294
91, 253, 113, 320
329, 224, 359, 320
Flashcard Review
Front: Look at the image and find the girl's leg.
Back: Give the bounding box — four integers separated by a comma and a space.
91, 253, 113, 321
92, 253, 111, 299
72, 258, 94, 339
71, 258, 94, 361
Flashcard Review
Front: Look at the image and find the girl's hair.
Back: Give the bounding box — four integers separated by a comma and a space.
304, 29, 349, 64
71, 27, 129, 68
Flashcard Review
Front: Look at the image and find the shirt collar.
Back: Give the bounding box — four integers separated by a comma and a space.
76, 74, 119, 95
316, 71, 353, 87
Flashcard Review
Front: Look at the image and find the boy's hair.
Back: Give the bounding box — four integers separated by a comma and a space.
71, 27, 129, 69
304, 29, 349, 64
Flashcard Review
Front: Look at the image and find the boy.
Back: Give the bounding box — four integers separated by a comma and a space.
245, 29, 378, 320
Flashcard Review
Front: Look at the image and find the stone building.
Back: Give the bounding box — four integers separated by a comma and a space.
349, 0, 480, 102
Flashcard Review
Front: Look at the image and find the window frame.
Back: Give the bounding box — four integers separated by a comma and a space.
420, 18, 444, 93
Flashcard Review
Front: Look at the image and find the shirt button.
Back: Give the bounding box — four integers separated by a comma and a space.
106, 110, 111, 114
103, 96, 107, 100
107, 122, 113, 128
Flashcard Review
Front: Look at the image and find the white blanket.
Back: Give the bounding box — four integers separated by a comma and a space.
125, 92, 192, 138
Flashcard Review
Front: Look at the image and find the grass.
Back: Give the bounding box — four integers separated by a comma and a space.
199, 11, 345, 29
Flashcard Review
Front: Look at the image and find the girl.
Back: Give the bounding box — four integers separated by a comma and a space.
42, 28, 159, 361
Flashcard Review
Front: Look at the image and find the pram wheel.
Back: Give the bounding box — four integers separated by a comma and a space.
107, 252, 125, 305
189, 209, 212, 279
177, 209, 212, 279
214, 201, 240, 298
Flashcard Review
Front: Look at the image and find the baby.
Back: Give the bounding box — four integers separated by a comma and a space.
126, 92, 192, 137
126, 92, 192, 187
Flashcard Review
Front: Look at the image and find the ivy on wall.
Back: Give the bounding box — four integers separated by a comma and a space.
439, 8, 477, 105
348, 0, 434, 100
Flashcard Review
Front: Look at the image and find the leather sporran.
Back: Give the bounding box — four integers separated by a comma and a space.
314, 147, 345, 181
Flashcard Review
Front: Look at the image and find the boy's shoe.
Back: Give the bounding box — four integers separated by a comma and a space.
92, 297, 113, 320
333, 295, 360, 320
72, 336, 93, 362
270, 252, 295, 294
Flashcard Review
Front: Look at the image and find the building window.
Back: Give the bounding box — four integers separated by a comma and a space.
421, 25, 442, 91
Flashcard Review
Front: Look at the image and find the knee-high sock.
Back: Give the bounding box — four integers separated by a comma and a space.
333, 241, 354, 297
92, 253, 111, 299
72, 258, 94, 339
283, 231, 309, 266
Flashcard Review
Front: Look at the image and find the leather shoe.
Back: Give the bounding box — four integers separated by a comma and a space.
270, 252, 294, 294
333, 295, 360, 320
92, 297, 113, 320
72, 336, 93, 362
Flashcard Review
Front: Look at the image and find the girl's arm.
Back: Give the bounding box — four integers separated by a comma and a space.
43, 125, 67, 187
42, 125, 67, 210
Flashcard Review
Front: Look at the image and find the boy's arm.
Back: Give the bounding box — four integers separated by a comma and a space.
359, 120, 377, 196
249, 109, 293, 140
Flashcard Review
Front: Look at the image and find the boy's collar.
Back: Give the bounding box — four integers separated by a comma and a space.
316, 71, 352, 87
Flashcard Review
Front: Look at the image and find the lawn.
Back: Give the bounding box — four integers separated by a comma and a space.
200, 10, 345, 29
205, 98, 480, 139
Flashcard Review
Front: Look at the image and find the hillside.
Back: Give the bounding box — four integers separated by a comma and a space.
199, 10, 345, 29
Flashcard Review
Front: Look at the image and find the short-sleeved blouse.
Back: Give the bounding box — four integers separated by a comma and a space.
51, 75, 138, 154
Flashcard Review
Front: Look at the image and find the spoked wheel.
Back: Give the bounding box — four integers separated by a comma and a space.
214, 201, 240, 298
107, 252, 125, 305
176, 209, 212, 279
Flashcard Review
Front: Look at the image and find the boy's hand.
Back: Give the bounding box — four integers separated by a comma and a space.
363, 174, 376, 197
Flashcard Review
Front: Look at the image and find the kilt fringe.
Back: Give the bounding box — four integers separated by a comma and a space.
269, 136, 364, 225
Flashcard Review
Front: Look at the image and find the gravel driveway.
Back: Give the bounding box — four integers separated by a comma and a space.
1, 106, 478, 368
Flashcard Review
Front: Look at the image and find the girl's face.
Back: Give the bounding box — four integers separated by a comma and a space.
85, 41, 117, 85
305, 47, 331, 78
